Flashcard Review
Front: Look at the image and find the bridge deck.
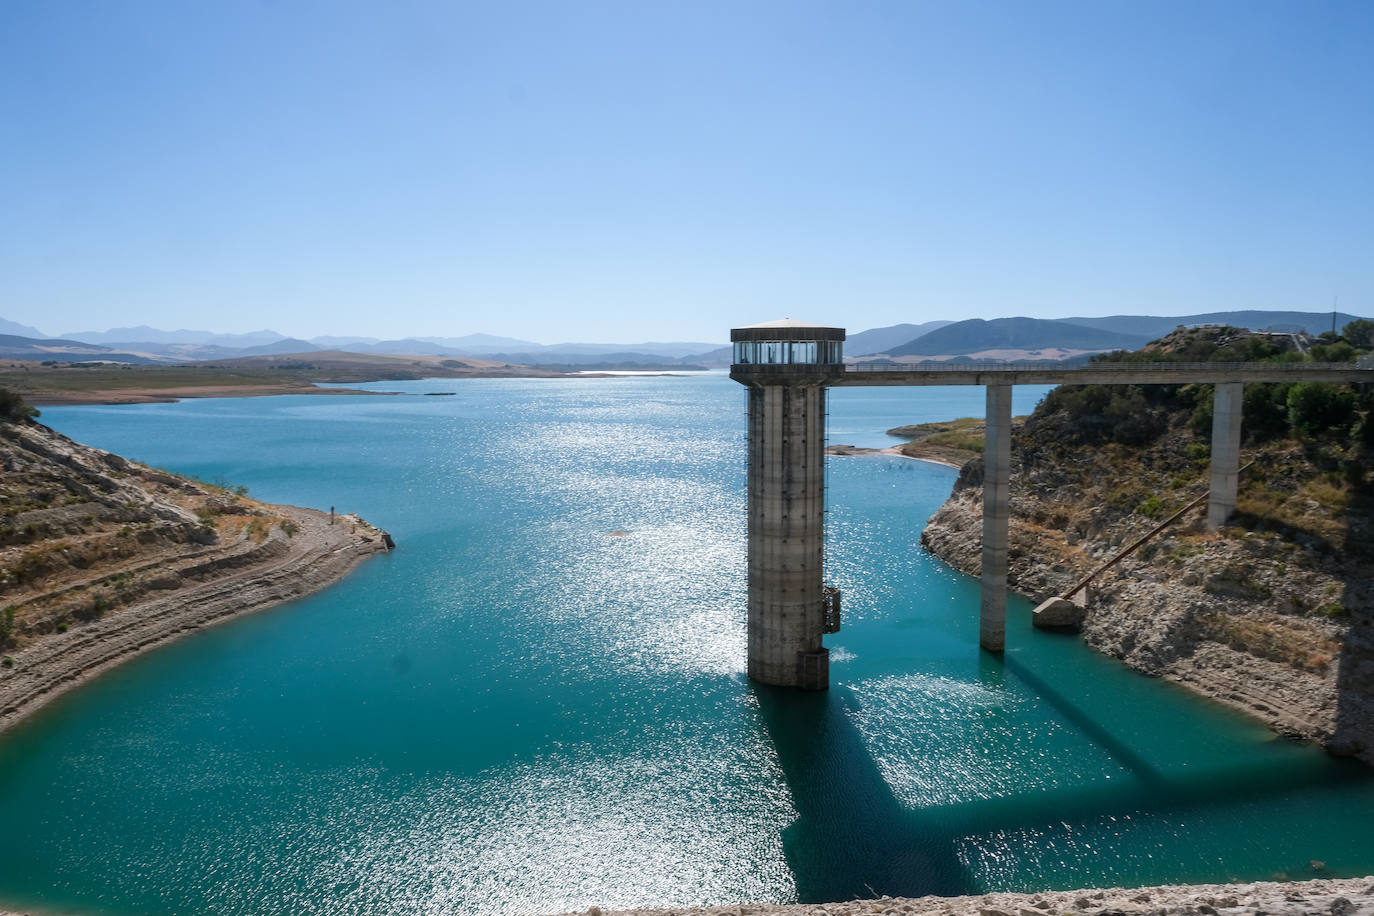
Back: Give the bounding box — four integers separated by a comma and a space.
828, 361, 1374, 387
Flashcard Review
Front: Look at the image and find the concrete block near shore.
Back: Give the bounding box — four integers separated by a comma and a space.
1032, 596, 1085, 630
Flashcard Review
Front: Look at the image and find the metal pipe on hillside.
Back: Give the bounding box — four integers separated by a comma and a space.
1061, 461, 1254, 601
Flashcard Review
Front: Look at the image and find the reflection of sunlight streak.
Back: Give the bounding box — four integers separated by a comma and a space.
955, 810, 1235, 893
242, 742, 797, 915
508, 520, 747, 678
847, 674, 1123, 808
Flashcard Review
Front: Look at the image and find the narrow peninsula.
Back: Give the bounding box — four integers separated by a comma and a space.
0, 390, 393, 734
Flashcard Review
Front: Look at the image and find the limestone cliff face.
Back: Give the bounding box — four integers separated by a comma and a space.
919, 409, 1373, 765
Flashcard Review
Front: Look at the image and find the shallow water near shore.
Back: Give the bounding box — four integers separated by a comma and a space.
4, 373, 1373, 916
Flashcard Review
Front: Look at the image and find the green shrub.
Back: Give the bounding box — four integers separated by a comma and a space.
1342, 318, 1374, 350
1244, 383, 1293, 442
1189, 399, 1213, 435
1310, 341, 1358, 363
1039, 384, 1166, 444
1138, 494, 1164, 519
1287, 383, 1357, 436
0, 388, 39, 423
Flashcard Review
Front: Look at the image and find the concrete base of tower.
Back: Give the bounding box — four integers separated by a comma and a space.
746, 600, 829, 688
747, 649, 829, 690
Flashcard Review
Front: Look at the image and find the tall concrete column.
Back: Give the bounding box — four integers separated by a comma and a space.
980, 383, 1012, 653
1207, 382, 1244, 530
746, 382, 829, 688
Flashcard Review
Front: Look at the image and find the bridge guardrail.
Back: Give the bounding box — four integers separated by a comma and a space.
843, 360, 1371, 373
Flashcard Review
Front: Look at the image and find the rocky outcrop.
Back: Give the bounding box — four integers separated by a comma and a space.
915, 327, 1374, 761
920, 445, 1371, 764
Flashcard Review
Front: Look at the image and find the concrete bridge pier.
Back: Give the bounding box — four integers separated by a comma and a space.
980, 383, 1012, 652
1207, 382, 1244, 530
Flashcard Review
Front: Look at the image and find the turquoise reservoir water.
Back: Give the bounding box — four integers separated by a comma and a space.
2, 374, 1372, 916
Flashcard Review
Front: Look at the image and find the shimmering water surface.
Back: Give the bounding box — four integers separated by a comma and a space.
3, 373, 1372, 916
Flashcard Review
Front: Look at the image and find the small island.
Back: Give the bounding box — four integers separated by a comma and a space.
828, 416, 997, 468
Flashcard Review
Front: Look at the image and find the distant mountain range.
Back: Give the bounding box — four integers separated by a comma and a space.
0, 318, 46, 338
0, 309, 1367, 366
61, 326, 288, 348
846, 321, 955, 356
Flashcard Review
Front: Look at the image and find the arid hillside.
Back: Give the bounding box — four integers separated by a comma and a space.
0, 390, 391, 730
918, 325, 1374, 762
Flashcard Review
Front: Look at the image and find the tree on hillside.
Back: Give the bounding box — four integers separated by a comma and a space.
0, 387, 40, 423
1287, 382, 1356, 436
1342, 318, 1374, 351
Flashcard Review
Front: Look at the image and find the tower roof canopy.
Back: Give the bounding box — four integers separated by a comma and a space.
730, 319, 845, 342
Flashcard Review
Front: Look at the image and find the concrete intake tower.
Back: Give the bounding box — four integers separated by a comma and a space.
730, 320, 845, 690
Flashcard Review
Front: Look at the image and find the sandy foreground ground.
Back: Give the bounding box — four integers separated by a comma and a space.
554, 877, 1374, 916
0, 505, 391, 736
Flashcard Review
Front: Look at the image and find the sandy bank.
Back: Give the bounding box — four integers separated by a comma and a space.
827, 442, 962, 468
555, 876, 1374, 916
0, 505, 391, 737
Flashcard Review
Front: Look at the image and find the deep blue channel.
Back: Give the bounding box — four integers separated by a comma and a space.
1, 373, 1371, 916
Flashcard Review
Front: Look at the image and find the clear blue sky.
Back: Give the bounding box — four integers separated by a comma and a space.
2, 0, 1371, 343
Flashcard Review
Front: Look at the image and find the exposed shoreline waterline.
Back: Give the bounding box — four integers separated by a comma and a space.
0, 504, 391, 738
827, 443, 962, 468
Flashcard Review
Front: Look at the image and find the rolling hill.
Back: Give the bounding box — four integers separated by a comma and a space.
1059, 311, 1369, 340
887, 318, 1149, 357
846, 321, 954, 355
0, 335, 166, 364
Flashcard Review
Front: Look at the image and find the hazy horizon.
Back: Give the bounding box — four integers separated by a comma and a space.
3, 1, 1371, 343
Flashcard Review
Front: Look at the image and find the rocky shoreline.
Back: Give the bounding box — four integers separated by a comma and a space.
0, 417, 394, 737
0, 503, 391, 736
556, 876, 1374, 916
917, 449, 1371, 765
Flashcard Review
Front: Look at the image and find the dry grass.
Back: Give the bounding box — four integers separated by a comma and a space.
1197, 611, 1340, 673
